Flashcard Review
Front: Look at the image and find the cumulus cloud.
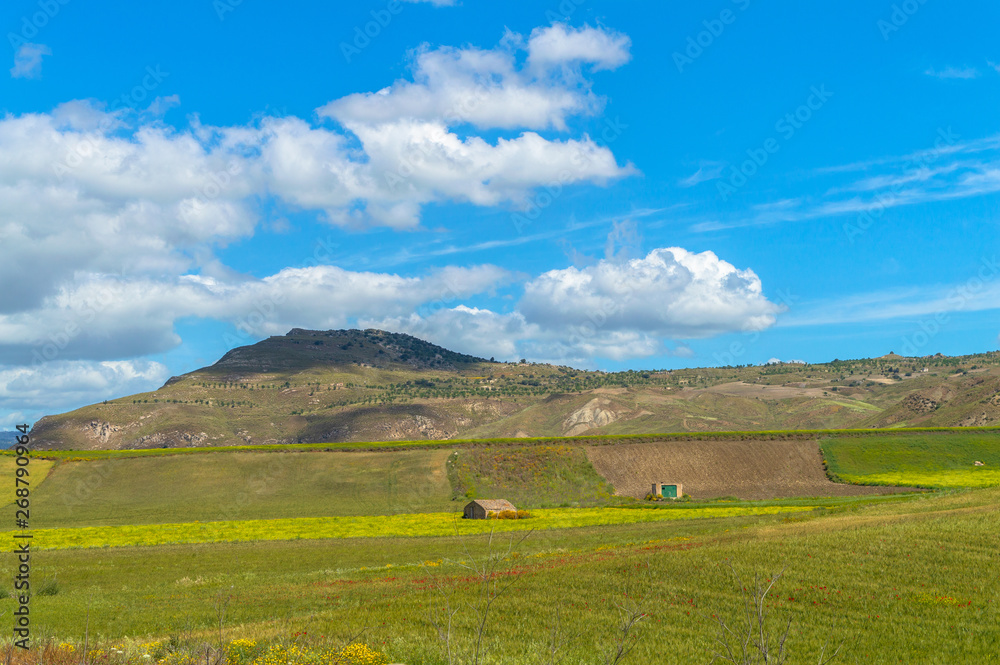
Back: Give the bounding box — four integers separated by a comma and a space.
526, 24, 631, 72
321, 24, 630, 130
0, 359, 170, 426
520, 247, 783, 338
0, 106, 259, 312
10, 43, 50, 79
254, 115, 629, 228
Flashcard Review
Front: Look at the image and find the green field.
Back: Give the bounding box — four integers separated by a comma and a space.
2, 488, 998, 663
450, 444, 615, 506
26, 450, 456, 528
822, 432, 1000, 488
4, 430, 1000, 663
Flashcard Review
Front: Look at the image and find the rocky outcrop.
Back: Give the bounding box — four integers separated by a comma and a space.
902, 394, 939, 413
563, 398, 618, 436
84, 420, 122, 443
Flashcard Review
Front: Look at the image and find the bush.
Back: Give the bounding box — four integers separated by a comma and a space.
490, 510, 531, 519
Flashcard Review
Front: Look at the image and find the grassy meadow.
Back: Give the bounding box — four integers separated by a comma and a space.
3, 488, 998, 663
822, 431, 1000, 488
2, 430, 1000, 663
26, 450, 456, 528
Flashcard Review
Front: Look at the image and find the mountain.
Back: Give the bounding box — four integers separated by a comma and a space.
0, 431, 21, 449
29, 329, 1000, 450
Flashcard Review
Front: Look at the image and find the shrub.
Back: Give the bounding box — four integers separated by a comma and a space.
36, 576, 59, 596
490, 510, 531, 519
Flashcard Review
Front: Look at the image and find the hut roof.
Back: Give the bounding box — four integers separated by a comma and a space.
469, 499, 516, 511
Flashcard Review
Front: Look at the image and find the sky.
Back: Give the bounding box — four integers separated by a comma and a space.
1, 0, 999, 428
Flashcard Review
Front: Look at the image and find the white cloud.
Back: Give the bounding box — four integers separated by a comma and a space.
0, 359, 170, 425
526, 24, 632, 72
924, 66, 980, 80
321, 24, 631, 131
256, 115, 630, 228
10, 43, 50, 79
520, 247, 783, 339
0, 106, 259, 312
144, 94, 181, 117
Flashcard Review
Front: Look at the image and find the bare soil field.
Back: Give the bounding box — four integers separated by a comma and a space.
586, 439, 913, 500
688, 381, 830, 400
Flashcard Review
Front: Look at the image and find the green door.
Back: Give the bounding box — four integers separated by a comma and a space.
663, 484, 678, 498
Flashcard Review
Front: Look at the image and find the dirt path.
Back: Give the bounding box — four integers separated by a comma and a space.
586, 439, 913, 500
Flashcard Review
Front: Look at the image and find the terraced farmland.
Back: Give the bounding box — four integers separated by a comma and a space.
586, 439, 915, 499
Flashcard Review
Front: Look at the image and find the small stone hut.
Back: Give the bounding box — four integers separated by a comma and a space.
463, 499, 517, 519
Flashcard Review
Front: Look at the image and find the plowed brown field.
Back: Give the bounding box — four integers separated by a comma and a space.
585, 440, 912, 500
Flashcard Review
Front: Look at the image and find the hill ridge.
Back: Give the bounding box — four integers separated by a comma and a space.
27, 330, 1000, 450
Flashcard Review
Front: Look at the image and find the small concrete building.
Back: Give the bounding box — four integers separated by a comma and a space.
463, 499, 517, 519
651, 482, 683, 499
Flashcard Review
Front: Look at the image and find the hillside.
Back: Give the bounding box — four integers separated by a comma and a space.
29, 329, 1000, 450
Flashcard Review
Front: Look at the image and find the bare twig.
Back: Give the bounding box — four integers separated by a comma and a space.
545, 606, 576, 665
427, 575, 460, 665
707, 563, 846, 665
82, 604, 90, 665
603, 560, 652, 665
452, 524, 533, 665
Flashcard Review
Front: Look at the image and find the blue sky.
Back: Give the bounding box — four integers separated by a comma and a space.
2, 0, 999, 427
